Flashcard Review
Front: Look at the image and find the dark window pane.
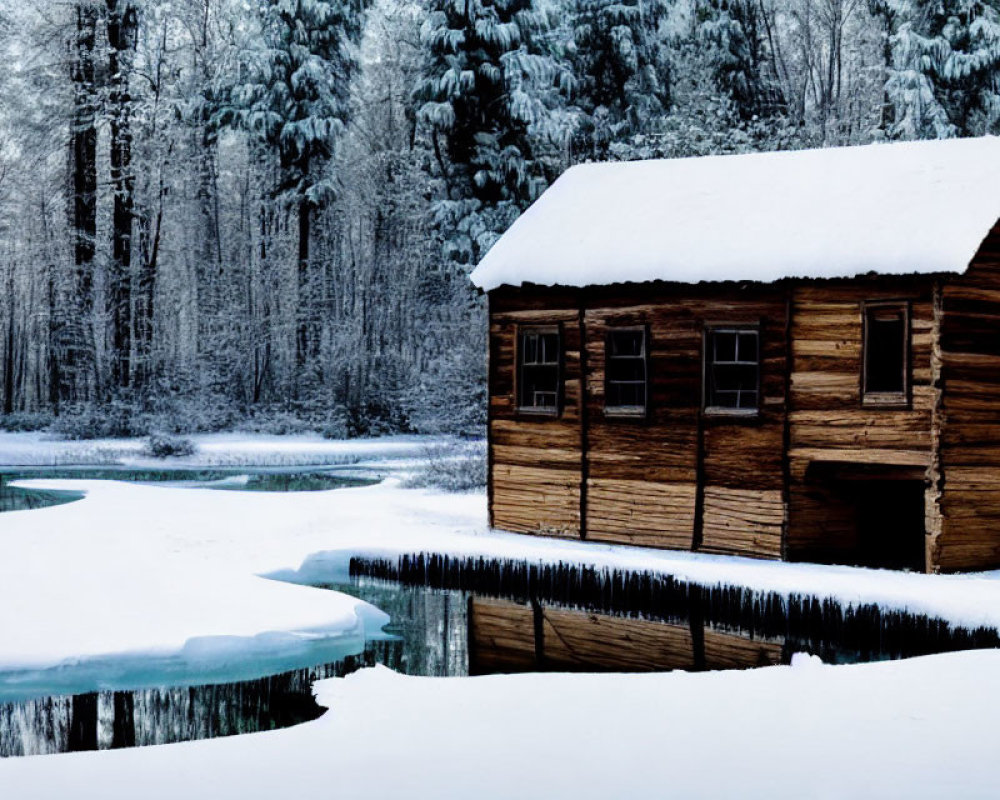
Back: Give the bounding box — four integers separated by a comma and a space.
519, 331, 561, 410
606, 330, 647, 411
623, 383, 644, 407
522, 365, 559, 408
713, 363, 757, 392
540, 333, 559, 365
608, 382, 644, 408
608, 358, 644, 383
610, 331, 643, 358
523, 335, 537, 365
737, 332, 758, 362
713, 390, 739, 408
866, 311, 905, 394
714, 332, 737, 362
706, 328, 759, 411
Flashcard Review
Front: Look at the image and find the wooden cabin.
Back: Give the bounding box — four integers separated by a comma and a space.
470, 136, 1000, 573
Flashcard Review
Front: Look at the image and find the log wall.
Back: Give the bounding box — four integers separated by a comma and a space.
785, 281, 938, 565
937, 221, 1000, 570
488, 266, 1000, 572
489, 284, 788, 559
583, 290, 787, 559
490, 291, 583, 537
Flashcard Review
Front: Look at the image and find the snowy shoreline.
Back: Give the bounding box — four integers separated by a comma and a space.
3, 431, 1000, 685
0, 431, 447, 469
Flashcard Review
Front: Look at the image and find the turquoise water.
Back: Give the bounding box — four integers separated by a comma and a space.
0, 579, 466, 757
0, 477, 84, 512
0, 467, 375, 514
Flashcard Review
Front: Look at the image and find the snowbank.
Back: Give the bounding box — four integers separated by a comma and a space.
0, 479, 398, 698
3, 651, 999, 798
471, 136, 1000, 291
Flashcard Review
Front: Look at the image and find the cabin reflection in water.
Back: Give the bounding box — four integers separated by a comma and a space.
468, 598, 784, 675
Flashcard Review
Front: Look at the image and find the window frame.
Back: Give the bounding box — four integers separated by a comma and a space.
604, 325, 650, 419
515, 324, 563, 417
861, 300, 911, 409
702, 323, 761, 417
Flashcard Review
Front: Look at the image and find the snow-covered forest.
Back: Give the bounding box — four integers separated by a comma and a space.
0, 0, 997, 437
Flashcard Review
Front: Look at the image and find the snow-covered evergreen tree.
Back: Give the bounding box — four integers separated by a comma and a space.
698, 0, 783, 120
568, 0, 671, 159
877, 0, 1000, 137
216, 0, 361, 366
414, 0, 573, 264
222, 0, 360, 203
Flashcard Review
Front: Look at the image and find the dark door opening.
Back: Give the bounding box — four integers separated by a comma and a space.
797, 463, 928, 572
850, 479, 926, 571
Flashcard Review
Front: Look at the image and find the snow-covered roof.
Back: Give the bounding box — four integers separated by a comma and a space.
470, 136, 1000, 291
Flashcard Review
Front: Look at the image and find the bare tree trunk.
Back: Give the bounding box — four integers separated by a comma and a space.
3, 279, 14, 415
67, 2, 99, 404
135, 165, 165, 391
132, 18, 170, 392
106, 0, 138, 393
296, 196, 311, 372
253, 201, 273, 404
41, 193, 61, 412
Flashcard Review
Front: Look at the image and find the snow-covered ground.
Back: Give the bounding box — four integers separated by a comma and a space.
0, 431, 444, 469
3, 432, 1000, 796
3, 653, 1000, 799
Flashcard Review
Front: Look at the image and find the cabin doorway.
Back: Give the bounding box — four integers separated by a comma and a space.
850, 479, 926, 571
798, 463, 927, 572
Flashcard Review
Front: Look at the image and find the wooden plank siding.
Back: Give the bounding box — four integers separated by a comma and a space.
785, 280, 938, 565
488, 256, 1000, 572
489, 290, 583, 537
936, 221, 1000, 571
489, 283, 789, 559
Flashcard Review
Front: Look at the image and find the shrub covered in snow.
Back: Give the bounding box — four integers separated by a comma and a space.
320, 409, 351, 440
0, 411, 55, 432
405, 440, 487, 492
344, 401, 411, 439
52, 402, 153, 440
237, 403, 411, 439
237, 410, 317, 436
144, 434, 198, 459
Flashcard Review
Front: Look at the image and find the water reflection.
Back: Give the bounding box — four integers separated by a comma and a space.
0, 580, 467, 758
0, 476, 83, 512
1, 659, 352, 757
468, 598, 783, 674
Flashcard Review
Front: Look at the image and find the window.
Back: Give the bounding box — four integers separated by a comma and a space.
863, 302, 909, 406
704, 327, 760, 413
605, 328, 648, 416
518, 327, 561, 413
